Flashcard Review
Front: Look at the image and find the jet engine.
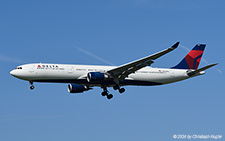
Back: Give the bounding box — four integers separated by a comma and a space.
87, 72, 110, 83
68, 83, 90, 93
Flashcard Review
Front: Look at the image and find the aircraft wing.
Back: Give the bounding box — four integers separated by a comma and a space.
107, 42, 180, 81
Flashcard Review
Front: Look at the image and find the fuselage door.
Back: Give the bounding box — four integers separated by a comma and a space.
29, 65, 35, 73
68, 66, 74, 74
170, 70, 175, 78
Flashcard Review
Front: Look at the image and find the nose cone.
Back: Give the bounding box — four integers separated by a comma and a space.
10, 69, 25, 80
10, 69, 22, 79
10, 70, 16, 76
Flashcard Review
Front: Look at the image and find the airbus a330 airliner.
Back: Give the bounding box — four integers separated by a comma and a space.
10, 42, 217, 99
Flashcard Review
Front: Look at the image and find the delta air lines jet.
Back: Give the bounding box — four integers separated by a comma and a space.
10, 42, 217, 99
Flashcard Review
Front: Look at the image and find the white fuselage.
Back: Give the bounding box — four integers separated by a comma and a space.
10, 63, 193, 87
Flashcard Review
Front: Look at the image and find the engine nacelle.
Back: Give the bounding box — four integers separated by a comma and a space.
87, 72, 109, 83
68, 83, 89, 93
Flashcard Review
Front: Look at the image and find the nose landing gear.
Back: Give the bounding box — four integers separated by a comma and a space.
29, 81, 35, 90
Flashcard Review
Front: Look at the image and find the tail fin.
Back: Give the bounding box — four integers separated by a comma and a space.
172, 44, 206, 70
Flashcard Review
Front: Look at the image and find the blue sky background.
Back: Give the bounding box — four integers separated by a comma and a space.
0, 0, 224, 140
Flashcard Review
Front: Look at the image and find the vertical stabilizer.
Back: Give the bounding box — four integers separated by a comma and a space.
172, 44, 206, 70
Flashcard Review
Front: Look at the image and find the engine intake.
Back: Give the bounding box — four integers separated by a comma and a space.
87, 72, 109, 83
68, 83, 89, 93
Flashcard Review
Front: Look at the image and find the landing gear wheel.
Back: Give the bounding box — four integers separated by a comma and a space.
119, 88, 125, 93
101, 91, 107, 96
30, 85, 35, 90
107, 94, 113, 99
113, 85, 119, 90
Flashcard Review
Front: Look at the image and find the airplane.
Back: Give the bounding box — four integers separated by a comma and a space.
10, 42, 217, 99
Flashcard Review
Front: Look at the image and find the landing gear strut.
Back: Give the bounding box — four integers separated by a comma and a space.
29, 81, 35, 90
101, 87, 113, 100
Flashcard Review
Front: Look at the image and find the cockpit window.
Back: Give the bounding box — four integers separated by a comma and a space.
16, 67, 22, 69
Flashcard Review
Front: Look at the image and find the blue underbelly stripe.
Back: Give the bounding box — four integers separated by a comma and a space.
32, 79, 162, 86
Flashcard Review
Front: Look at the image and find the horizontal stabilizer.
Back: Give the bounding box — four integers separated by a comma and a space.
187, 63, 218, 77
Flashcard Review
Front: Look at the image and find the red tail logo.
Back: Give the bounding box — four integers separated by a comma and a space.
172, 44, 205, 69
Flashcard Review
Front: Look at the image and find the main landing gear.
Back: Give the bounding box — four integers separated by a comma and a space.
101, 87, 113, 100
113, 85, 125, 94
29, 81, 35, 90
101, 85, 125, 100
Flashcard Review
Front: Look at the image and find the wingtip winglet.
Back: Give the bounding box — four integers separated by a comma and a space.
171, 42, 180, 49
